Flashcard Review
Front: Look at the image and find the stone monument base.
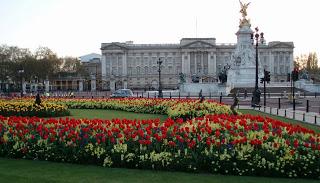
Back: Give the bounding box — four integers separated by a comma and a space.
179, 83, 231, 96
295, 79, 320, 93
227, 66, 262, 88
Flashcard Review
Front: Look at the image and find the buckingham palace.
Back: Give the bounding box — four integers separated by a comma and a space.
101, 37, 294, 91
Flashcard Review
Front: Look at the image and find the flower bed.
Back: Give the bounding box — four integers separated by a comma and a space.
0, 115, 319, 179
0, 101, 70, 117
51, 98, 234, 119
2, 98, 233, 119
167, 100, 232, 119
1, 98, 233, 119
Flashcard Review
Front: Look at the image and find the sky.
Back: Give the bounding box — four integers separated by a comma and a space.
0, 0, 319, 58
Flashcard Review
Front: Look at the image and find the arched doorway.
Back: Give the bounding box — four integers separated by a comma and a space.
115, 80, 123, 90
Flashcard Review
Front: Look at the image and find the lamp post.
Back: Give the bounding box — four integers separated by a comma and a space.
157, 58, 163, 98
251, 27, 264, 107
18, 68, 24, 97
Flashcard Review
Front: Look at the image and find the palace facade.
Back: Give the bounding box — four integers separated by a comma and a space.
101, 38, 294, 91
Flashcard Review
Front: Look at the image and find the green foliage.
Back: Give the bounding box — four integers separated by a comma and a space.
0, 45, 84, 85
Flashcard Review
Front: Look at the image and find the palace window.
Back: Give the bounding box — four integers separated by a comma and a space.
128, 67, 132, 75
136, 66, 141, 75
197, 67, 201, 74
279, 55, 283, 64
118, 67, 122, 75
112, 67, 116, 75
144, 57, 148, 65
168, 66, 173, 74
280, 66, 284, 74
286, 56, 290, 62
264, 56, 267, 64
152, 57, 157, 65
144, 66, 148, 75
152, 66, 157, 74
176, 66, 181, 74
167, 57, 172, 65
204, 66, 208, 74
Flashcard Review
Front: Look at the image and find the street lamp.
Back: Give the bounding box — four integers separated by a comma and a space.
251, 27, 264, 107
18, 68, 24, 97
157, 58, 163, 98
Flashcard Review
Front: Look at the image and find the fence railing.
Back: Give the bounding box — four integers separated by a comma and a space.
238, 105, 320, 126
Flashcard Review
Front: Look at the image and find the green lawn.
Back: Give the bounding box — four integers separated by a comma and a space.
68, 109, 169, 122
239, 109, 320, 133
0, 158, 317, 183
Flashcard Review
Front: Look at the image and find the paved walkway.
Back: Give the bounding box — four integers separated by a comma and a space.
239, 105, 320, 126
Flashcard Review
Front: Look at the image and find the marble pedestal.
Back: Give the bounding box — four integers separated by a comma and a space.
227, 66, 262, 88
179, 83, 231, 96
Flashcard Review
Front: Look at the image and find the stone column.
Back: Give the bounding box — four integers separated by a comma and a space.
289, 52, 294, 71
213, 54, 217, 75
123, 80, 128, 89
101, 54, 106, 78
186, 52, 191, 82
110, 80, 115, 91
117, 55, 120, 75
90, 75, 96, 92
22, 80, 27, 94
269, 52, 274, 75
44, 79, 49, 92
78, 80, 83, 92
182, 52, 186, 74
182, 52, 190, 75
123, 52, 127, 76
208, 52, 214, 75
201, 52, 204, 74
194, 52, 197, 74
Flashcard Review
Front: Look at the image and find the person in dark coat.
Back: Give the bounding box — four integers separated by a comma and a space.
35, 93, 41, 105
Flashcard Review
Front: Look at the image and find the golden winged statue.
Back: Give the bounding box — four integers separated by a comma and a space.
239, 0, 251, 27
239, 0, 250, 18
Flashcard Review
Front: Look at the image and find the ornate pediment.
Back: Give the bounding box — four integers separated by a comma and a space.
101, 43, 127, 50
181, 41, 215, 49
268, 42, 294, 49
